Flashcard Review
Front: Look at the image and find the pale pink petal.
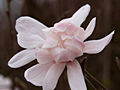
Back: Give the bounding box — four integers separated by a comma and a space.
42, 31, 58, 48
84, 17, 96, 39
16, 16, 47, 39
17, 33, 44, 48
8, 49, 35, 68
24, 62, 53, 86
83, 31, 114, 54
65, 24, 85, 38
51, 47, 69, 62
61, 34, 72, 40
42, 38, 58, 48
74, 27, 85, 41
42, 63, 65, 90
65, 24, 77, 35
53, 48, 72, 62
54, 22, 69, 32
54, 18, 70, 32
70, 4, 91, 27
67, 60, 87, 90
36, 49, 53, 65
64, 39, 85, 56
51, 47, 77, 62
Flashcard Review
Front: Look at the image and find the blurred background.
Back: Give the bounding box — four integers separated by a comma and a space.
0, 0, 120, 90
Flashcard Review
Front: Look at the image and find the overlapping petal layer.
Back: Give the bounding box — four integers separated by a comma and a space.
25, 62, 53, 86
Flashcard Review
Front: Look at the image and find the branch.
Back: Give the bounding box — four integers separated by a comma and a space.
85, 70, 107, 90
85, 77, 97, 90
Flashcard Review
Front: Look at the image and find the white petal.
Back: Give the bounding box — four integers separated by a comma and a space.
43, 63, 65, 90
36, 49, 53, 65
24, 63, 53, 86
8, 49, 35, 68
84, 17, 96, 39
16, 16, 47, 39
42, 38, 58, 48
67, 60, 87, 90
17, 33, 44, 48
83, 31, 115, 54
70, 4, 91, 27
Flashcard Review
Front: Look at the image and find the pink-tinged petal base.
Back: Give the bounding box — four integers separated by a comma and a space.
52, 47, 72, 62
64, 39, 85, 56
42, 63, 65, 90
8, 49, 35, 68
24, 62, 53, 86
54, 22, 69, 32
42, 38, 58, 48
83, 31, 114, 54
42, 30, 58, 48
36, 49, 53, 65
67, 60, 87, 90
54, 21, 86, 41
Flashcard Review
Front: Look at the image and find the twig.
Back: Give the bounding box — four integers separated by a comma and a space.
85, 77, 97, 90
85, 70, 107, 90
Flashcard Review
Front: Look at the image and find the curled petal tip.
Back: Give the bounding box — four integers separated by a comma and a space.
83, 30, 115, 54
84, 17, 96, 39
93, 17, 96, 21
111, 30, 115, 34
84, 4, 91, 10
108, 30, 115, 38
8, 61, 17, 68
8, 61, 12, 68
85, 4, 90, 7
70, 4, 91, 27
80, 4, 91, 13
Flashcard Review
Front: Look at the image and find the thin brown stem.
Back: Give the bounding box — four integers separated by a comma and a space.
85, 77, 97, 90
85, 70, 107, 90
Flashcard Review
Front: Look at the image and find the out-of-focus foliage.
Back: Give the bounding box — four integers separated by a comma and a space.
0, 0, 120, 90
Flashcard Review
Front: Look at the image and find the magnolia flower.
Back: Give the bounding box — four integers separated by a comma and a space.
8, 4, 114, 90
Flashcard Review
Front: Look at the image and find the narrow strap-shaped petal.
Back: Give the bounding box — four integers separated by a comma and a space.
42, 63, 65, 90
8, 49, 35, 68
70, 4, 91, 27
67, 60, 87, 90
83, 31, 114, 54
24, 63, 53, 86
16, 16, 47, 39
17, 33, 44, 48
84, 17, 96, 40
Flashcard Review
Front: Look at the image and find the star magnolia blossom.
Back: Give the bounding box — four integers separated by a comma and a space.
8, 4, 114, 90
